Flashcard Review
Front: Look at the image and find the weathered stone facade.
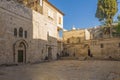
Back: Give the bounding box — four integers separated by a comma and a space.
63, 29, 90, 44
63, 28, 120, 60
90, 38, 120, 59
63, 29, 90, 57
0, 0, 64, 64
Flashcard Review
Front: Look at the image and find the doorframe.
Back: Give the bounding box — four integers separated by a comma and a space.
13, 40, 28, 64
48, 47, 52, 60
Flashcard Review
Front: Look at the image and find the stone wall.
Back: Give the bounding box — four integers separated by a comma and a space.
63, 29, 91, 57
63, 40, 90, 57
63, 30, 85, 44
63, 28, 120, 60
90, 38, 120, 59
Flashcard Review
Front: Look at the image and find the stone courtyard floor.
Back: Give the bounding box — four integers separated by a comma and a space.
0, 60, 120, 80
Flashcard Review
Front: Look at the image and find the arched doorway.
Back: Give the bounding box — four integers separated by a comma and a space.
88, 48, 91, 56
17, 42, 26, 63
13, 40, 28, 63
48, 47, 52, 60
88, 48, 93, 57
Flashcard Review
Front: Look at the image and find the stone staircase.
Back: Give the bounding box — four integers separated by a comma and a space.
60, 56, 120, 61
60, 56, 95, 61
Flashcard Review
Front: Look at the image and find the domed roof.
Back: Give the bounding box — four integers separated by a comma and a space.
72, 25, 76, 30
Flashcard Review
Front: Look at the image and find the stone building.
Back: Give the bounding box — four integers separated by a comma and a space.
63, 27, 120, 60
0, 0, 64, 64
63, 28, 91, 57
90, 38, 120, 60
89, 25, 120, 60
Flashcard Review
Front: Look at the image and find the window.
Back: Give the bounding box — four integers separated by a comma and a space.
14, 28, 17, 37
39, 0, 42, 6
101, 44, 104, 48
119, 43, 120, 47
59, 17, 62, 24
19, 42, 24, 48
47, 32, 49, 41
33, 1, 38, 11
67, 39, 70, 43
42, 49, 43, 54
19, 27, 23, 37
25, 31, 27, 38
78, 37, 81, 43
48, 9, 54, 19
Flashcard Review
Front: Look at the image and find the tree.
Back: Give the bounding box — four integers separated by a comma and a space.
96, 0, 118, 37
118, 15, 120, 21
96, 0, 118, 26
116, 22, 120, 33
113, 15, 120, 37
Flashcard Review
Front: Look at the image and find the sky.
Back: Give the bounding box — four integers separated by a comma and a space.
49, 0, 120, 30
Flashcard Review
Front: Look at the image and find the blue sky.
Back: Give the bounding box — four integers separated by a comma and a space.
49, 0, 120, 30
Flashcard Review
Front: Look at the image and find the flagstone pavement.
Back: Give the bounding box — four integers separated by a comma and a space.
0, 60, 120, 80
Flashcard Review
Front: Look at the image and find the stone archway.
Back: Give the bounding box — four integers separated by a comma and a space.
87, 46, 93, 57
13, 40, 28, 63
88, 48, 91, 56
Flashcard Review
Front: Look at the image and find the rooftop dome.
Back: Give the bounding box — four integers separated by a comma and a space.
72, 25, 76, 30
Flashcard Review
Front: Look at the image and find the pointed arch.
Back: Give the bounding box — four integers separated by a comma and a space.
14, 28, 17, 37
19, 27, 23, 37
13, 39, 28, 63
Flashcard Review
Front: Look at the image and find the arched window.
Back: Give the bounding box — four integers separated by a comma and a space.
19, 42, 24, 48
25, 31, 27, 38
19, 27, 23, 37
14, 28, 17, 37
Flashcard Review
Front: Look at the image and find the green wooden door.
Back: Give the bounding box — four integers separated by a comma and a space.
18, 50, 24, 63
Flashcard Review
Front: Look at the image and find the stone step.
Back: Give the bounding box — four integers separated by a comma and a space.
60, 57, 78, 60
